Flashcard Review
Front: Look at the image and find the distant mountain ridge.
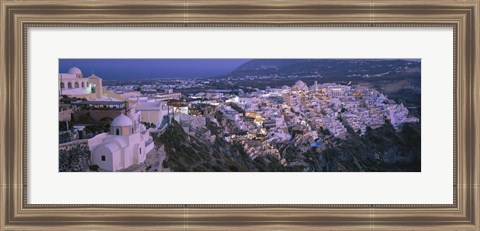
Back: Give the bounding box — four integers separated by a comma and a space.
229, 59, 420, 78
234, 59, 306, 71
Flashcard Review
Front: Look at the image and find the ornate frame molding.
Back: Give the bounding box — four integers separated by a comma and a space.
1, 0, 478, 230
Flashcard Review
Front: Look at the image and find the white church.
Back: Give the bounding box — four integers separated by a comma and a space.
59, 66, 104, 100
87, 114, 155, 171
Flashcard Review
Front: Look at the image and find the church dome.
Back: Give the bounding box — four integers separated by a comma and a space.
111, 114, 133, 127
295, 80, 306, 88
68, 66, 82, 75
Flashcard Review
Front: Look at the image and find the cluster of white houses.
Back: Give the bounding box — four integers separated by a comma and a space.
59, 66, 171, 171
186, 80, 419, 160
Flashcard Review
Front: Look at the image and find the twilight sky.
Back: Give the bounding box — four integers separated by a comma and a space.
59, 59, 250, 80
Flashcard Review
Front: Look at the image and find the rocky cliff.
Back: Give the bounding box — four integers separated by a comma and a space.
155, 111, 420, 172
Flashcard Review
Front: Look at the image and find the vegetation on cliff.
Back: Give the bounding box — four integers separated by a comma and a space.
59, 143, 91, 172
154, 113, 420, 172
304, 122, 421, 172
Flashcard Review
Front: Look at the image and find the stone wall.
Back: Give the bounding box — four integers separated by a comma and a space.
72, 110, 124, 122
59, 140, 91, 172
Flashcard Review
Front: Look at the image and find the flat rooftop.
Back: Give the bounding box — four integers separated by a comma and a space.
72, 101, 126, 105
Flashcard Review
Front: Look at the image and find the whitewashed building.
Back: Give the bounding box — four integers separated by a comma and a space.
135, 100, 168, 126
58, 66, 104, 100
88, 114, 154, 171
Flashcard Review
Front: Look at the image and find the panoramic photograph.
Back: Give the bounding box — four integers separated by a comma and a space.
58, 59, 421, 172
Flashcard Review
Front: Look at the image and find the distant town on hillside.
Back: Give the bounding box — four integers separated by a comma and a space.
59, 59, 421, 172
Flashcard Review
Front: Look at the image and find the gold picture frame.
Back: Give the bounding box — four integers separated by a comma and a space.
1, 0, 479, 230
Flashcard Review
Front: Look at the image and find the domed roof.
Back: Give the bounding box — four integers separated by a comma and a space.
111, 114, 133, 127
295, 80, 306, 87
68, 66, 82, 75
